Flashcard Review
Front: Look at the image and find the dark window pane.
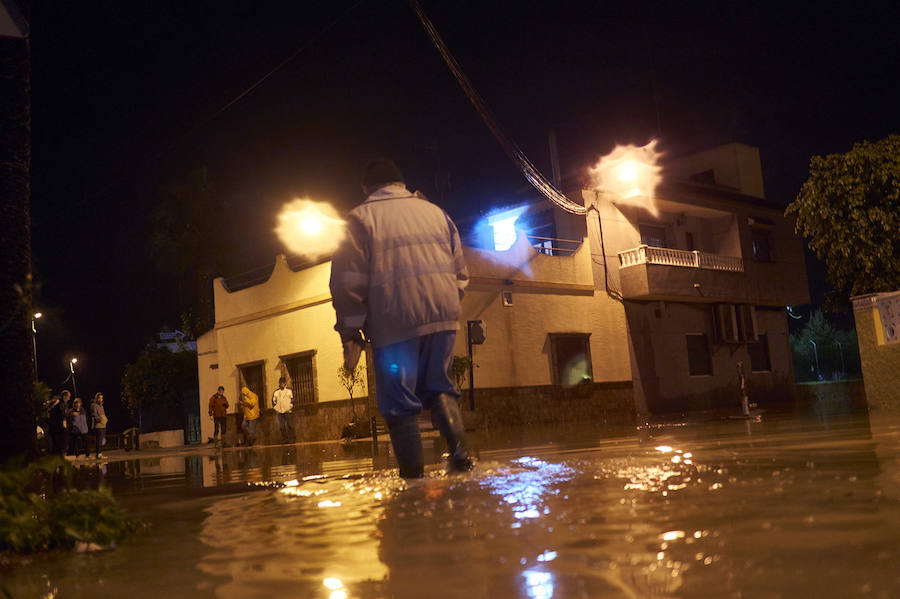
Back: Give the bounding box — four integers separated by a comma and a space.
748, 334, 771, 372
551, 335, 592, 387
686, 334, 712, 376
685, 232, 696, 252
239, 363, 265, 409
640, 225, 667, 248
751, 230, 772, 262
285, 354, 316, 405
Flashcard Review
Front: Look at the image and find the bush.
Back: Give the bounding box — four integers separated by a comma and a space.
0, 457, 140, 554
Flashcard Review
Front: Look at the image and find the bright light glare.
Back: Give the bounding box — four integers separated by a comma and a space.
33, 312, 42, 319
655, 445, 673, 453
491, 216, 519, 251
617, 161, 639, 183
589, 141, 662, 211
276, 198, 346, 259
487, 206, 527, 251
71, 358, 78, 364
323, 578, 343, 590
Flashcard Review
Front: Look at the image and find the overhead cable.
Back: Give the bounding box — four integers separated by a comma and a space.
408, 0, 587, 215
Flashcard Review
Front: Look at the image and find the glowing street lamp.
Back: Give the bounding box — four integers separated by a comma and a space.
70, 357, 78, 397
275, 198, 347, 259
31, 311, 42, 375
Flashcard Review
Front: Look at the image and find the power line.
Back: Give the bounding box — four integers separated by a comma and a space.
408, 0, 587, 215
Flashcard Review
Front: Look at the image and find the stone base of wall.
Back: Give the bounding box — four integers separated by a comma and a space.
460, 381, 636, 430
652, 375, 798, 415
219, 399, 377, 446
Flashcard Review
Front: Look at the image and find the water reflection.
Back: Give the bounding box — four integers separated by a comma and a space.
4, 413, 900, 599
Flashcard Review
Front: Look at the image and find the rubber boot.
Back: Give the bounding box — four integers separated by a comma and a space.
386, 415, 424, 478
430, 394, 474, 473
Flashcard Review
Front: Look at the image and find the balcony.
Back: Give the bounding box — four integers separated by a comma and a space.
617, 245, 748, 302
618, 245, 744, 272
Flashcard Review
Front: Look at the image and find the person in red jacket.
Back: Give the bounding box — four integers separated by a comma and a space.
207, 386, 229, 443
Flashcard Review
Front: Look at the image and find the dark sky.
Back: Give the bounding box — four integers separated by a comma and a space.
28, 1, 900, 426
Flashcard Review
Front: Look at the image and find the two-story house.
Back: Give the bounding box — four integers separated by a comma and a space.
196, 142, 809, 443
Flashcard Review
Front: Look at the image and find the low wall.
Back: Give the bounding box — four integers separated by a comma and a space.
459, 381, 636, 430
794, 379, 868, 415
217, 399, 375, 446
140, 429, 185, 448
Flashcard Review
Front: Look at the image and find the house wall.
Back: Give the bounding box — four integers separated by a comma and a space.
625, 301, 794, 412
197, 330, 218, 443
853, 293, 900, 413
458, 232, 631, 389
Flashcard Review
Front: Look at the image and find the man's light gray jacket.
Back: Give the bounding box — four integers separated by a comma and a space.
329, 184, 469, 348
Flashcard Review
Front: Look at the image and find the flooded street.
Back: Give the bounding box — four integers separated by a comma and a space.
6, 410, 900, 598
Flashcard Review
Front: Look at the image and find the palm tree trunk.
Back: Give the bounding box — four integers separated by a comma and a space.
0, 34, 36, 462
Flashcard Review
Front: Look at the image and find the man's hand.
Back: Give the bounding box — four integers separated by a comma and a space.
342, 339, 364, 370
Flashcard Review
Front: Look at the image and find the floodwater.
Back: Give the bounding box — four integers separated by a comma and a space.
6, 409, 900, 599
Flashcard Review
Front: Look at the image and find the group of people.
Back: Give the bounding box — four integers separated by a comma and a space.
206, 377, 295, 447
46, 390, 108, 459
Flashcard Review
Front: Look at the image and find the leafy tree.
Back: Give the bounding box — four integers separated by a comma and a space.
337, 365, 366, 419
790, 310, 861, 381
121, 346, 198, 428
786, 134, 900, 306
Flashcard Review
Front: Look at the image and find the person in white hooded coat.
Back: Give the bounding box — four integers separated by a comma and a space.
329, 158, 472, 478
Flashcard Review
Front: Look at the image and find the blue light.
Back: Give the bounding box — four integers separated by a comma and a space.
487, 206, 527, 251
389, 363, 399, 374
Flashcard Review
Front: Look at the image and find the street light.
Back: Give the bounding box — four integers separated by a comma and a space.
31, 312, 42, 376
808, 339, 820, 380
836, 339, 845, 376
70, 357, 78, 397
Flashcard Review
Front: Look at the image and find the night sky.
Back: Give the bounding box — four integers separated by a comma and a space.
28, 2, 900, 428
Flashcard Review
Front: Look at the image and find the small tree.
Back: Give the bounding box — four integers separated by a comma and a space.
337, 365, 366, 420
452, 355, 472, 391
786, 134, 900, 307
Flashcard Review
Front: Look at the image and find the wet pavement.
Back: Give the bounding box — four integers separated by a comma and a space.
5, 409, 900, 598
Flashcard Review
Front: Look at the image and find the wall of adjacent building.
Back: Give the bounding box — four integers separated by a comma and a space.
853, 293, 900, 413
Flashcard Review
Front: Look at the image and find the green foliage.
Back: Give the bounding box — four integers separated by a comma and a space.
32, 380, 52, 422
789, 310, 862, 382
451, 355, 472, 390
786, 134, 900, 306
121, 346, 198, 418
0, 456, 140, 553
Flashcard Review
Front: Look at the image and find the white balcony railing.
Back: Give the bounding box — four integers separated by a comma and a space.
618, 245, 744, 272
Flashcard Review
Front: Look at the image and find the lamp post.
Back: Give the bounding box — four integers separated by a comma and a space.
31, 312, 42, 376
808, 339, 820, 380
836, 339, 845, 376
70, 357, 78, 397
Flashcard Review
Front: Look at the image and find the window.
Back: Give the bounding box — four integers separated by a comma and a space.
751, 229, 773, 262
686, 334, 712, 376
238, 362, 265, 409
685, 231, 696, 252
549, 334, 593, 388
640, 225, 667, 248
748, 334, 771, 372
284, 351, 317, 406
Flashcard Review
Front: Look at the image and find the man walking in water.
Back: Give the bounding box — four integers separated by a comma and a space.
330, 158, 473, 478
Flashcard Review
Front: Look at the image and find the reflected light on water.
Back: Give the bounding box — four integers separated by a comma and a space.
522, 570, 554, 599
536, 550, 558, 562
655, 445, 673, 453
481, 456, 574, 526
